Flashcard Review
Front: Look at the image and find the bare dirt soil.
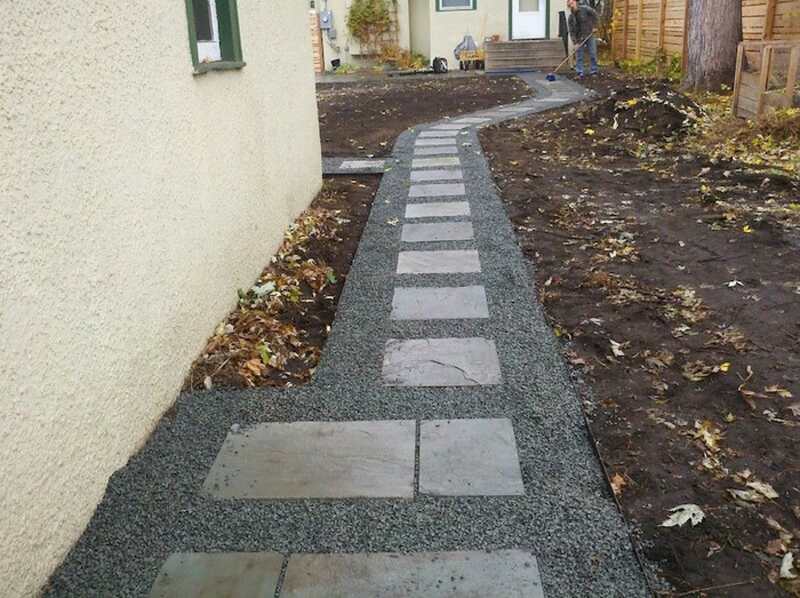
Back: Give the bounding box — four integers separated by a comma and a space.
317, 74, 532, 157
184, 176, 379, 391
481, 74, 800, 596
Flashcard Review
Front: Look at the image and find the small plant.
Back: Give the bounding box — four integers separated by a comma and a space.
618, 53, 682, 83
334, 62, 358, 75
347, 0, 392, 53
378, 44, 427, 70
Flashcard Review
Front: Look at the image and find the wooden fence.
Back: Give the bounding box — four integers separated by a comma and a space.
612, 0, 800, 62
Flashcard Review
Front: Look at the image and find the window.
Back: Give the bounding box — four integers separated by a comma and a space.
437, 0, 476, 11
185, 0, 244, 73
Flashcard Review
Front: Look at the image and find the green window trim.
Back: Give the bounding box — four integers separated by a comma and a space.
436, 0, 477, 12
184, 0, 245, 74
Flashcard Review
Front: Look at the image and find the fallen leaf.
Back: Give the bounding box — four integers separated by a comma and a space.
728, 488, 765, 504
610, 473, 627, 497
781, 553, 797, 579
661, 504, 705, 528
765, 385, 794, 399
610, 339, 626, 357
767, 538, 787, 556
747, 480, 778, 499
743, 225, 754, 233
692, 420, 724, 452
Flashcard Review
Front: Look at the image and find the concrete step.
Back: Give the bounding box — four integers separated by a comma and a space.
485, 39, 565, 72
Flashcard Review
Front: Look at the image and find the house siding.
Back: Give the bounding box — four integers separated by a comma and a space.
0, 2, 321, 596
410, 0, 433, 58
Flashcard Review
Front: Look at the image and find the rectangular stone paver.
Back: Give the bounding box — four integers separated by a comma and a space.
418, 130, 460, 138
401, 221, 474, 242
455, 117, 492, 124
149, 552, 283, 598
413, 145, 459, 156
415, 137, 459, 147
339, 160, 386, 170
281, 550, 544, 598
412, 156, 460, 169
431, 123, 469, 130
391, 286, 489, 320
499, 107, 530, 113
409, 169, 463, 183
382, 338, 501, 386
419, 418, 525, 496
408, 182, 465, 198
202, 421, 415, 499
396, 250, 480, 274
405, 202, 470, 219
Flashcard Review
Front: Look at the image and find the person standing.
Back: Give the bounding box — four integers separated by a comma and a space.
567, 0, 599, 78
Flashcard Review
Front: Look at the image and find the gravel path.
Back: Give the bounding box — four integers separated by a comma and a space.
44, 74, 650, 598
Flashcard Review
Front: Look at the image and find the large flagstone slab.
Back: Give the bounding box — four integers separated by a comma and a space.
382, 337, 501, 386
281, 550, 544, 598
396, 250, 480, 274
409, 169, 463, 182
405, 202, 470, 219
418, 130, 460, 138
415, 137, 460, 147
391, 286, 489, 320
413, 146, 459, 156
408, 182, 465, 198
401, 221, 474, 242
412, 156, 461, 169
149, 552, 283, 598
419, 418, 525, 496
202, 421, 415, 499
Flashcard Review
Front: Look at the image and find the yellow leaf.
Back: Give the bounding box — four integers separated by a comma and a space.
719, 362, 731, 373
584, 128, 596, 136
743, 225, 753, 233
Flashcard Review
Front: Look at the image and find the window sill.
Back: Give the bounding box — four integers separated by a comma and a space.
193, 61, 246, 75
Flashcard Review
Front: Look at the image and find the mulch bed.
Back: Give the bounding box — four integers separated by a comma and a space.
481, 73, 800, 596
184, 176, 380, 391
317, 74, 532, 157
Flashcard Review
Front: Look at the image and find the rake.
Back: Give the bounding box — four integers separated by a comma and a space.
546, 35, 592, 82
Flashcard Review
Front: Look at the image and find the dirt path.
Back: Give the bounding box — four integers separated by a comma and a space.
481, 73, 800, 596
317, 74, 532, 157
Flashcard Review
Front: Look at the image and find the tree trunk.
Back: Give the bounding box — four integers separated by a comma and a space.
682, 0, 742, 91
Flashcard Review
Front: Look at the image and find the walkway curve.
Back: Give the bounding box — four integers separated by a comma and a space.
45, 73, 651, 598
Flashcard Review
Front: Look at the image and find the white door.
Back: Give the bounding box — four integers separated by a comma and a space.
196, 0, 222, 63
511, 0, 546, 39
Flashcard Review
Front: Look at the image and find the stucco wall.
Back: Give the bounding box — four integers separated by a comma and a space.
0, 3, 321, 596
409, 0, 433, 57
319, 0, 412, 70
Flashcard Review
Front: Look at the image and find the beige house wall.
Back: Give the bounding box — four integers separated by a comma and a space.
319, 0, 411, 69
0, 2, 321, 596
410, 0, 433, 58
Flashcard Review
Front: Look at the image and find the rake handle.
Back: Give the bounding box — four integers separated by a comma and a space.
551, 35, 592, 75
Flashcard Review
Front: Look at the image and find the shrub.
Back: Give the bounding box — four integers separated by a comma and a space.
347, 0, 392, 52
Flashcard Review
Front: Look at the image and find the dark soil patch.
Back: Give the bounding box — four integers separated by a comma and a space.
481, 76, 800, 596
317, 74, 532, 157
184, 176, 380, 391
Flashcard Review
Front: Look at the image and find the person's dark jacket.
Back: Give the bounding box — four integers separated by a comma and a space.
568, 5, 598, 44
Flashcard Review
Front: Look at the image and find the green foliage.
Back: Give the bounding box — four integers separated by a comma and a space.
618, 53, 682, 83
378, 44, 427, 70
347, 0, 392, 50
334, 63, 359, 75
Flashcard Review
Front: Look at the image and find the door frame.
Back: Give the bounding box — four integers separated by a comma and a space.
508, 0, 550, 40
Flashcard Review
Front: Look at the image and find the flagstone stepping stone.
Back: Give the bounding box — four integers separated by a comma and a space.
396, 250, 480, 274
412, 156, 461, 169
338, 159, 386, 170
415, 137, 459, 147
382, 338, 501, 386
409, 169, 463, 182
149, 552, 283, 598
431, 123, 470, 130
419, 418, 525, 496
454, 117, 492, 124
418, 130, 460, 138
202, 421, 415, 499
405, 202, 470, 219
498, 107, 530, 113
413, 146, 459, 156
401, 221, 474, 242
281, 550, 543, 598
408, 182, 465, 198
391, 286, 489, 320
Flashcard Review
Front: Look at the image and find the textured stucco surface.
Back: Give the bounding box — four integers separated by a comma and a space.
0, 3, 321, 596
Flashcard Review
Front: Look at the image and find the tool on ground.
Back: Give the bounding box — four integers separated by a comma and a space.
546, 35, 592, 82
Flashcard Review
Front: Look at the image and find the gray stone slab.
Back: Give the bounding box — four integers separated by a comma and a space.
404, 202, 470, 219
281, 550, 544, 598
412, 156, 461, 169
409, 169, 463, 182
408, 182, 465, 198
498, 107, 530, 113
418, 130, 460, 138
401, 221, 474, 242
391, 286, 489, 320
396, 250, 480, 274
202, 420, 415, 499
149, 552, 283, 598
415, 137, 459, 147
382, 337, 502, 386
413, 146, 459, 156
431, 123, 470, 130
454, 117, 492, 124
419, 418, 525, 496
339, 159, 386, 170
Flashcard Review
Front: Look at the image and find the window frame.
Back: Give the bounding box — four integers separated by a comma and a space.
436, 0, 477, 12
184, 0, 245, 74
